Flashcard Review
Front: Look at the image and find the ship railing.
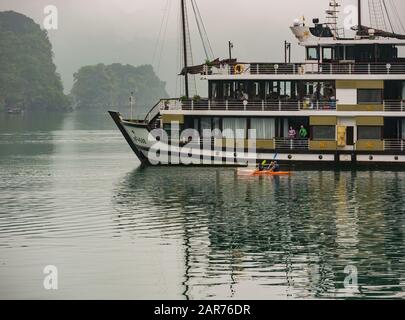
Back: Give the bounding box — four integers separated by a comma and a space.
384, 100, 405, 112
166, 137, 215, 147
384, 139, 405, 151
211, 62, 405, 75
164, 137, 310, 151
274, 138, 309, 151
145, 99, 182, 123
176, 99, 337, 111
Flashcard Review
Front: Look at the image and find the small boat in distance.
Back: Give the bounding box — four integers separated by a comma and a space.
7, 107, 23, 115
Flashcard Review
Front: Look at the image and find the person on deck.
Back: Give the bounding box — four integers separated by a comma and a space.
299, 125, 308, 139
288, 127, 296, 139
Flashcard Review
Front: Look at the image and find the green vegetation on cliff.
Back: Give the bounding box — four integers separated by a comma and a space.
71, 63, 168, 110
0, 11, 69, 111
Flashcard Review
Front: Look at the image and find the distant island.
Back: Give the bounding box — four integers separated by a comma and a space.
71, 63, 168, 112
0, 11, 169, 114
0, 11, 69, 112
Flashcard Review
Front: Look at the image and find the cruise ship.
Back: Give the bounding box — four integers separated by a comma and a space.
110, 0, 405, 166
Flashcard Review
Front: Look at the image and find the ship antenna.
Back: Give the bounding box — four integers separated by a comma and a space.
180, 0, 189, 98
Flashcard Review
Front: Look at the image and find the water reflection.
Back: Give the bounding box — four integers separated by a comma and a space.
113, 168, 405, 299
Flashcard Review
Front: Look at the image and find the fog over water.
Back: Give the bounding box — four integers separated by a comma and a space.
0, 0, 404, 96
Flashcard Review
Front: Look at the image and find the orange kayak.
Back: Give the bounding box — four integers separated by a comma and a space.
237, 169, 292, 176
252, 170, 292, 176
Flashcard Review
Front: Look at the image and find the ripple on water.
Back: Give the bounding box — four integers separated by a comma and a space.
1, 119, 405, 298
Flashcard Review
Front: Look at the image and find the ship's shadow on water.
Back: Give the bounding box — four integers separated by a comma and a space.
112, 167, 405, 299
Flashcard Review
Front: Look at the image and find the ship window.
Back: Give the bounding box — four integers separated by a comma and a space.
211, 82, 218, 99
200, 118, 212, 134
357, 89, 383, 104
249, 82, 261, 100
250, 118, 275, 140
358, 126, 382, 140
312, 126, 335, 140
280, 81, 292, 98
224, 82, 232, 99
345, 46, 355, 60
335, 46, 344, 60
223, 118, 246, 139
307, 47, 319, 60
322, 47, 333, 60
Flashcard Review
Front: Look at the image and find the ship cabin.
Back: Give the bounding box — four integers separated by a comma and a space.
157, 30, 405, 157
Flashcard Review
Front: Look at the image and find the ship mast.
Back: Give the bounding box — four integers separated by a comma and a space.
326, 0, 342, 39
181, 0, 189, 98
357, 0, 362, 35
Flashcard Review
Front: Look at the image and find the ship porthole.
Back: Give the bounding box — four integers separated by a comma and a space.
369, 155, 373, 161
156, 136, 161, 141
288, 155, 292, 160
234, 152, 237, 157
319, 155, 323, 160
395, 156, 399, 161
188, 150, 193, 158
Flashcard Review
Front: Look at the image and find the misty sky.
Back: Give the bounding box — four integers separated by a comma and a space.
1, 0, 404, 96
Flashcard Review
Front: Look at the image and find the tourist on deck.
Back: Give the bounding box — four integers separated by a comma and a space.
288, 126, 296, 139
299, 125, 308, 139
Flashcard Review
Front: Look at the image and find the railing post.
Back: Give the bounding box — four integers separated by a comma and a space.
402, 139, 404, 152
401, 100, 404, 112
208, 100, 211, 110
368, 63, 371, 74
290, 139, 293, 150
262, 100, 265, 112
279, 100, 281, 111
298, 100, 301, 111
191, 100, 194, 110
226, 100, 228, 111
349, 64, 352, 74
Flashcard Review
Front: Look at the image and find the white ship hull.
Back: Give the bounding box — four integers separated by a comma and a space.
110, 111, 405, 167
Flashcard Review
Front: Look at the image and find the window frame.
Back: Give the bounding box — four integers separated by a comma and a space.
357, 126, 382, 140
312, 125, 336, 141
307, 47, 319, 61
357, 89, 383, 105
322, 47, 333, 61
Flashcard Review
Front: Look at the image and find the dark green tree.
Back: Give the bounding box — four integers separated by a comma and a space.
71, 63, 168, 112
0, 11, 69, 111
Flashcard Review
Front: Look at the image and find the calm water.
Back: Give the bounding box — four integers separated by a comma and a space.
0, 111, 404, 300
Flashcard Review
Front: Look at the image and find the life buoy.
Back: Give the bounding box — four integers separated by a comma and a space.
234, 64, 244, 74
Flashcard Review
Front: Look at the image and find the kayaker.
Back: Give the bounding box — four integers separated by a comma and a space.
266, 161, 275, 171
269, 161, 280, 172
258, 160, 267, 171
